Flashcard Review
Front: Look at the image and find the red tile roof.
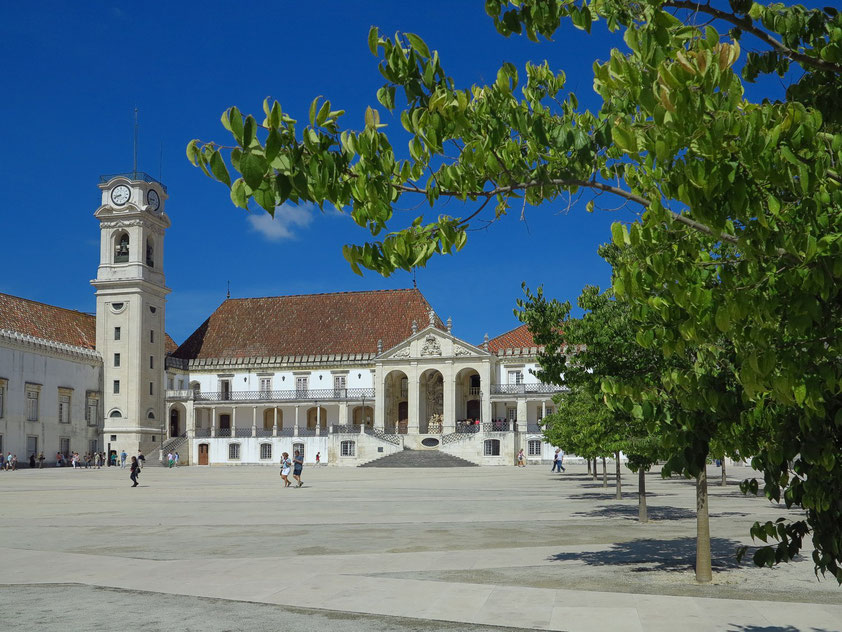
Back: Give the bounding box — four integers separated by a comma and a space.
487, 324, 536, 353
0, 293, 178, 353
172, 289, 441, 360
0, 293, 97, 349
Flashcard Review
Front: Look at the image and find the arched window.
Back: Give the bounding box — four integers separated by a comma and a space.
146, 237, 154, 267
114, 233, 129, 263
147, 411, 156, 420
483, 439, 500, 456
109, 409, 122, 418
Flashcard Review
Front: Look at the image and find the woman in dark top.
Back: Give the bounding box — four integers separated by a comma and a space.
130, 456, 140, 487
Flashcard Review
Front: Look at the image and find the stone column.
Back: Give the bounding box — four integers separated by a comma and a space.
187, 402, 195, 439
252, 406, 257, 437
166, 405, 172, 439
294, 405, 300, 437
339, 401, 349, 426
272, 407, 278, 437
408, 362, 420, 435
516, 399, 528, 432
315, 404, 321, 436
541, 400, 547, 426
374, 364, 385, 430
210, 406, 216, 437
231, 407, 237, 437
443, 360, 455, 434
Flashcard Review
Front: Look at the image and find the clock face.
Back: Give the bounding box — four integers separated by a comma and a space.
111, 185, 131, 206
147, 189, 160, 211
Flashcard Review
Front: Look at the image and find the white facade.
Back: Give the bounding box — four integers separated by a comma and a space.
0, 329, 102, 464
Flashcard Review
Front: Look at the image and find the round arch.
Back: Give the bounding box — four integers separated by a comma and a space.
384, 369, 409, 433
306, 406, 327, 430
455, 366, 482, 422
113, 230, 129, 263
419, 368, 444, 433
263, 407, 283, 430
353, 405, 374, 427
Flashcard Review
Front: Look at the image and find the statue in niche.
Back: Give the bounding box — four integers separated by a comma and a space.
420, 335, 442, 357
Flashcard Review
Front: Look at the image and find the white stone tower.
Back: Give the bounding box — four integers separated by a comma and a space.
92, 173, 170, 461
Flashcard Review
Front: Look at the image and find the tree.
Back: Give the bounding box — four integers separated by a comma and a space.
189, 0, 842, 582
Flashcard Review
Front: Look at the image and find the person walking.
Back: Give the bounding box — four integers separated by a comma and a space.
516, 449, 525, 467
11, 454, 17, 471
315, 452, 321, 466
37, 452, 44, 469
120, 450, 127, 468
174, 452, 179, 467
137, 451, 145, 469
551, 448, 560, 472
292, 450, 304, 487
557, 448, 566, 472
280, 452, 292, 487
29, 454, 36, 469
167, 452, 174, 468
129, 456, 140, 487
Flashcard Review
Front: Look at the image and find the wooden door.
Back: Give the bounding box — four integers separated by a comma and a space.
198, 443, 209, 465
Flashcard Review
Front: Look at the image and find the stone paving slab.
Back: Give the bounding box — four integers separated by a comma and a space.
1, 464, 840, 631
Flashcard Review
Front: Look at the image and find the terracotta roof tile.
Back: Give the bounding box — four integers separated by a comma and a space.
487, 324, 536, 353
0, 292, 178, 353
0, 293, 97, 349
172, 289, 441, 360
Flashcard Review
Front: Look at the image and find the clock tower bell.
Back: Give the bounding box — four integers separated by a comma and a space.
92, 173, 170, 461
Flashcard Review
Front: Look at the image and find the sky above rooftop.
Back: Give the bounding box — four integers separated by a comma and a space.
0, 1, 808, 346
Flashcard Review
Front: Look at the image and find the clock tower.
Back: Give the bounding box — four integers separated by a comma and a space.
92, 173, 170, 461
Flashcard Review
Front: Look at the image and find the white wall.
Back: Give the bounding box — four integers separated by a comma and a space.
0, 340, 102, 465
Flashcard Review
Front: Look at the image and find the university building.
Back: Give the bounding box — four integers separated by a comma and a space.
0, 173, 563, 466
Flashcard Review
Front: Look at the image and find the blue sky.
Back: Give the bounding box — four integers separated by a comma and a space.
0, 1, 804, 346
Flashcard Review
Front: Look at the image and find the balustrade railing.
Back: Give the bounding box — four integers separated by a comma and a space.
186, 387, 375, 402
255, 428, 274, 437
216, 428, 232, 437
455, 421, 481, 434
195, 428, 211, 438
483, 420, 513, 432
332, 424, 358, 434
364, 426, 402, 445
234, 427, 252, 437
490, 384, 565, 395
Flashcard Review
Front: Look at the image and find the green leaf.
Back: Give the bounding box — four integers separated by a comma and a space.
405, 32, 430, 58
230, 178, 248, 209
611, 222, 627, 247
243, 115, 256, 147
265, 128, 282, 163
316, 100, 331, 126
228, 107, 244, 144
793, 383, 807, 406
240, 151, 268, 190
612, 124, 638, 153
364, 106, 380, 129
252, 180, 276, 212
209, 150, 231, 186
714, 306, 730, 333
368, 26, 379, 56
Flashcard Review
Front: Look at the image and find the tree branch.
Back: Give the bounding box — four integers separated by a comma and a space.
664, 0, 842, 75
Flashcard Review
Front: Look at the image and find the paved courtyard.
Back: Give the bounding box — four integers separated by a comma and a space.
1, 462, 840, 631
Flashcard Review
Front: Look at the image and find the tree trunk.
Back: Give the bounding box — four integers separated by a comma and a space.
592, 458, 598, 480
721, 459, 727, 487
615, 451, 622, 500
587, 458, 591, 475
638, 468, 648, 523
602, 457, 607, 488
696, 466, 713, 583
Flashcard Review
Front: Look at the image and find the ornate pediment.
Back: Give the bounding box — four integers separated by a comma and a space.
379, 327, 489, 361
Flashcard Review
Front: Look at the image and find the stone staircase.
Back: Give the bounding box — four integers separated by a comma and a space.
359, 448, 478, 468
148, 435, 189, 466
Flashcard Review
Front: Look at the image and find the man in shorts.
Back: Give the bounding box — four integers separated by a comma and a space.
292, 450, 304, 487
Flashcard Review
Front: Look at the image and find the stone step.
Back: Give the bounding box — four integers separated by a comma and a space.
360, 448, 478, 468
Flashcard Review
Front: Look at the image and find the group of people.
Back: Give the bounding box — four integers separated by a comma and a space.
165, 452, 180, 468
3, 452, 18, 470
514, 447, 566, 471
279, 450, 304, 487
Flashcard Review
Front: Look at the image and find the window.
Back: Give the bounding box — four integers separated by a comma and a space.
113, 380, 120, 394
58, 394, 71, 423
400, 377, 408, 398
293, 442, 304, 460
114, 353, 120, 367
59, 437, 70, 457
484, 439, 501, 456
27, 435, 38, 457
167, 377, 174, 390
0, 379, 6, 418
110, 435, 117, 441
26, 388, 40, 421
508, 370, 523, 385
150, 356, 154, 370
109, 410, 122, 418
114, 233, 129, 263
88, 439, 98, 455
259, 378, 272, 395
149, 382, 154, 396
528, 439, 542, 456
85, 396, 98, 426
333, 375, 346, 393
114, 326, 121, 341
228, 443, 240, 460
506, 407, 517, 422
296, 376, 308, 394
150, 330, 154, 343
146, 237, 154, 267
219, 379, 231, 399
260, 443, 272, 460
340, 440, 356, 457
147, 411, 155, 419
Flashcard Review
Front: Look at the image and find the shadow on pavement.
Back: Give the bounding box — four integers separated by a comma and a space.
548, 537, 751, 572
574, 504, 696, 521
727, 627, 834, 632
